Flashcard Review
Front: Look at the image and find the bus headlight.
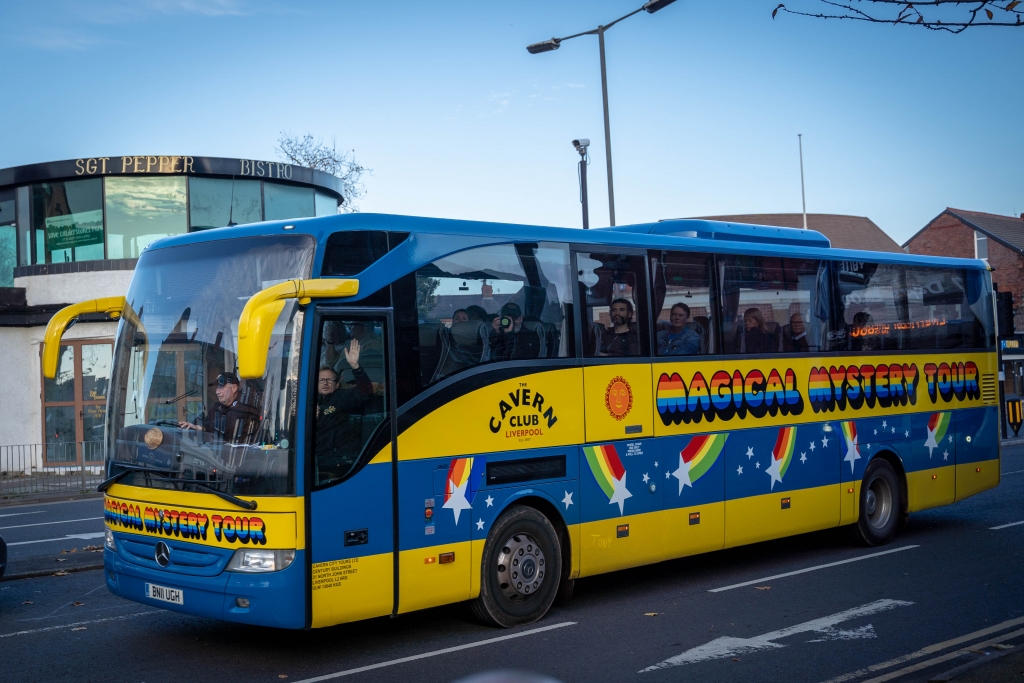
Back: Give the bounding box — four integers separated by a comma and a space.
225, 549, 295, 573
104, 528, 115, 550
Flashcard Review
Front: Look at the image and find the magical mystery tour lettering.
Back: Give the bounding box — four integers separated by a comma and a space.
489, 384, 558, 438
104, 499, 267, 545
656, 360, 980, 425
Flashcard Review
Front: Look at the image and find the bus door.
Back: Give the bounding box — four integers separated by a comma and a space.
308, 312, 396, 627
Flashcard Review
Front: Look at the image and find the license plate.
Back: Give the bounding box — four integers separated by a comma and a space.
145, 583, 184, 605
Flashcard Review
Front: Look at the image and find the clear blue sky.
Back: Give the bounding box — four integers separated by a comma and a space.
3, 0, 1022, 244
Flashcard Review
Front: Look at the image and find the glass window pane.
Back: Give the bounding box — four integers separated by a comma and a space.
651, 251, 714, 356
315, 191, 338, 217
45, 406, 77, 462
80, 344, 112, 401
188, 177, 262, 230
83, 405, 105, 445
315, 317, 389, 486
31, 179, 104, 264
0, 224, 15, 287
578, 252, 648, 358
415, 243, 573, 384
43, 345, 75, 402
105, 176, 187, 259
720, 256, 827, 355
264, 182, 314, 221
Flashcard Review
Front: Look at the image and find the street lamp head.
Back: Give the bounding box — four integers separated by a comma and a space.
643, 0, 678, 13
526, 38, 561, 54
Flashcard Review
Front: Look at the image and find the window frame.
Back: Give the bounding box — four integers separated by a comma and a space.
39, 338, 113, 466
648, 248, 719, 359
574, 246, 653, 362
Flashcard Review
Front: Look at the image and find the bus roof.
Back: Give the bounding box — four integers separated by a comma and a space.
147, 213, 990, 297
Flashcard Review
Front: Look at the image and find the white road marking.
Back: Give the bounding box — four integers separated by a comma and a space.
290, 621, 576, 682
818, 615, 1024, 683
990, 520, 1024, 530
7, 532, 105, 546
640, 599, 913, 672
859, 626, 1024, 683
0, 611, 158, 638
0, 511, 45, 519
0, 516, 103, 530
708, 546, 919, 593
1002, 469, 1024, 476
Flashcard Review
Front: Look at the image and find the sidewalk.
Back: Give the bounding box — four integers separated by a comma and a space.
2, 545, 105, 581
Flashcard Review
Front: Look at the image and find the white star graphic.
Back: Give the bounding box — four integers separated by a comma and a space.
484, 495, 494, 508
561, 491, 574, 510
800, 452, 807, 463
843, 431, 860, 474
755, 461, 761, 469
892, 427, 896, 434
443, 479, 473, 525
905, 430, 910, 438
948, 435, 953, 443
654, 461, 659, 468
642, 472, 650, 484
746, 446, 754, 459
822, 435, 829, 447
608, 474, 632, 515
924, 429, 939, 458
665, 471, 671, 479
673, 454, 692, 494
874, 429, 878, 436
737, 465, 744, 475
475, 518, 484, 531
943, 450, 949, 461
867, 443, 872, 449
766, 456, 783, 490
810, 441, 816, 451
882, 420, 887, 428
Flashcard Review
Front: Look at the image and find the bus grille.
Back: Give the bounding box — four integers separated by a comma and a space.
981, 373, 998, 405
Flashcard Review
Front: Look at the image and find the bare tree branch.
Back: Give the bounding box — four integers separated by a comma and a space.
772, 0, 1023, 33
276, 132, 370, 213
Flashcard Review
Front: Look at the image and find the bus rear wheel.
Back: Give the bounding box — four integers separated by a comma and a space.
470, 506, 562, 628
853, 458, 901, 546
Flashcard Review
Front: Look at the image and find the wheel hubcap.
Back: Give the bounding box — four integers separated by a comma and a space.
496, 532, 546, 601
865, 476, 892, 530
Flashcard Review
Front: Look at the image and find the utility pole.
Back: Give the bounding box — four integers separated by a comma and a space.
597, 26, 615, 226
798, 134, 807, 230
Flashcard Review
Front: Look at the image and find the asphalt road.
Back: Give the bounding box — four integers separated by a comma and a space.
2, 447, 1023, 683
0, 498, 105, 575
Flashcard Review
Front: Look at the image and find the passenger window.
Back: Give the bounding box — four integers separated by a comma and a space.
650, 250, 714, 356
415, 243, 574, 384
314, 317, 388, 486
578, 252, 649, 358
834, 262, 990, 351
719, 256, 828, 355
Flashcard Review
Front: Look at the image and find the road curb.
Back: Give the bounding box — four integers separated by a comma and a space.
0, 492, 103, 508
1, 562, 104, 582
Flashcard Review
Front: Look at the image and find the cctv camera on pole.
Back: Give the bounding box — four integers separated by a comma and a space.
574, 138, 590, 229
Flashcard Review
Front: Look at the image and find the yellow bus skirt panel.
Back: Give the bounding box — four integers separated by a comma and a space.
661, 501, 726, 561
583, 364, 654, 443
840, 480, 862, 526
725, 484, 841, 548
398, 540, 472, 614
955, 459, 999, 502
906, 465, 955, 512
579, 510, 665, 578
311, 552, 393, 627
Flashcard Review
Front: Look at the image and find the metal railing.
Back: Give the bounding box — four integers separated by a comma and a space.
0, 443, 105, 502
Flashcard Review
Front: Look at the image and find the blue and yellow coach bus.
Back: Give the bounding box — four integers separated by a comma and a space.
43, 214, 999, 629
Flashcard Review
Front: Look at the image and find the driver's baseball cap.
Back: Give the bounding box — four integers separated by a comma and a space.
209, 372, 239, 387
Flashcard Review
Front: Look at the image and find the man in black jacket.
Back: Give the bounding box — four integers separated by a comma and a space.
315, 339, 373, 478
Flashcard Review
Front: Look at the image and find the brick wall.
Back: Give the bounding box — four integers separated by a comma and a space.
907, 212, 1024, 331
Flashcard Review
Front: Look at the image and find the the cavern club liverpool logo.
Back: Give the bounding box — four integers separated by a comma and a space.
488, 383, 558, 438
605, 376, 633, 421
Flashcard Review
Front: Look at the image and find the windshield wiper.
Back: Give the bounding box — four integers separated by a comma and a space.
96, 463, 176, 493
173, 479, 258, 511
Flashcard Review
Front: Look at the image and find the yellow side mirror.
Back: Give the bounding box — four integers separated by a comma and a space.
43, 296, 127, 379
237, 279, 359, 379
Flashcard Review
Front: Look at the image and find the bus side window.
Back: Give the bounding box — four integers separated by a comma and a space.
719, 256, 828, 355
649, 250, 714, 356
314, 318, 388, 487
578, 251, 650, 358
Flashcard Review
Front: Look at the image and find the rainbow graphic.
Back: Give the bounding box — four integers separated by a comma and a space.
841, 421, 860, 473
924, 412, 951, 458
583, 444, 632, 515
442, 457, 474, 524
656, 374, 688, 415
672, 434, 728, 494
766, 426, 797, 490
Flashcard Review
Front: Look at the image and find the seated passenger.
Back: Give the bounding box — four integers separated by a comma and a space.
452, 309, 470, 324
739, 308, 776, 354
315, 340, 373, 469
178, 372, 259, 443
781, 313, 809, 353
657, 303, 701, 356
490, 302, 541, 360
596, 298, 640, 357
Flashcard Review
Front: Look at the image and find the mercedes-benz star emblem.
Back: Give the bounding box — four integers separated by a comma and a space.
154, 541, 171, 567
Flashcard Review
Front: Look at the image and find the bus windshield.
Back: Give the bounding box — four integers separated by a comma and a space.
105, 234, 315, 496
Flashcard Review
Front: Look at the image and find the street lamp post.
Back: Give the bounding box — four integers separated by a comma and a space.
574, 138, 590, 229
528, 0, 677, 227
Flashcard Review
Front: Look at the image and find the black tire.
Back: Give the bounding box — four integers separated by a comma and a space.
470, 506, 562, 628
852, 458, 902, 547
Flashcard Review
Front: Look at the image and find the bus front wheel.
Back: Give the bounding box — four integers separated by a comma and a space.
853, 458, 901, 546
471, 506, 562, 628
